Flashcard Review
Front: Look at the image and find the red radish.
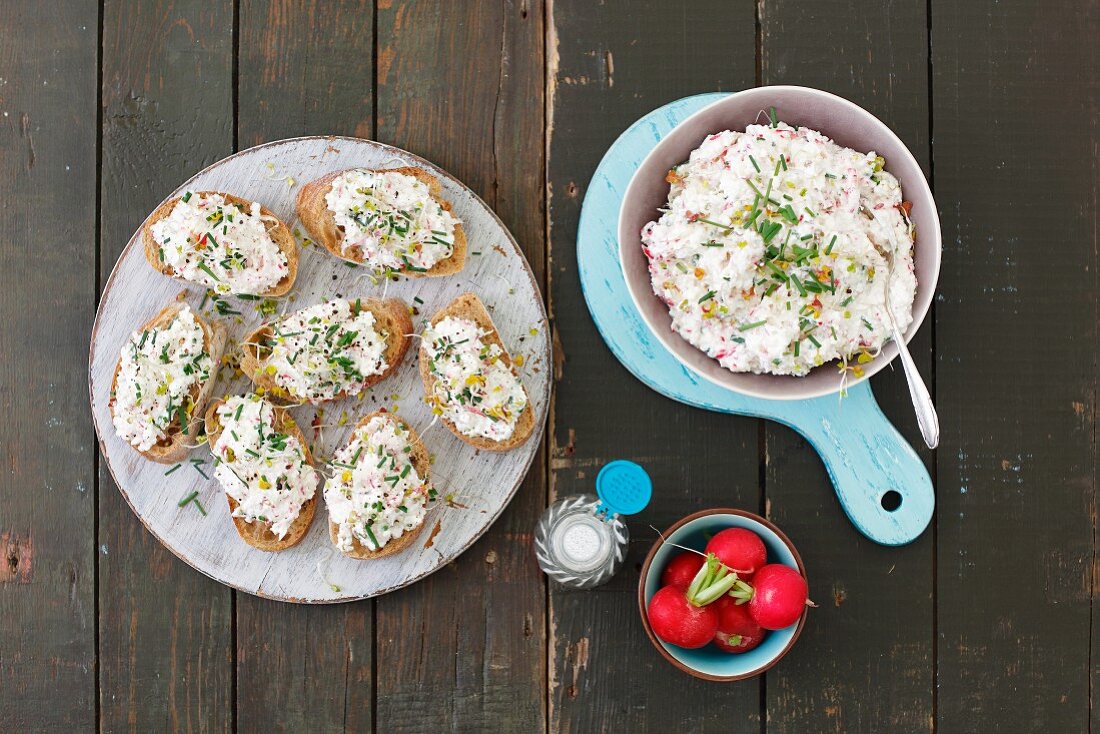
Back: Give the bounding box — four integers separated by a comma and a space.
737, 564, 808, 630
712, 595, 765, 653
647, 553, 743, 649
705, 528, 767, 579
661, 552, 705, 589
647, 585, 719, 649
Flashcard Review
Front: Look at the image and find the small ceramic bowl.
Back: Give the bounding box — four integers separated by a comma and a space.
619, 85, 941, 400
638, 508, 807, 681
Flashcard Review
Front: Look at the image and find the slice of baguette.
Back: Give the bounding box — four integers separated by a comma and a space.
239, 297, 413, 404
109, 302, 227, 465
295, 166, 466, 277
143, 191, 299, 297
329, 411, 432, 559
418, 293, 534, 452
204, 398, 318, 552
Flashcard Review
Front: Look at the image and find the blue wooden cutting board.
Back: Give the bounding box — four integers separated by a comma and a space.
576, 93, 934, 546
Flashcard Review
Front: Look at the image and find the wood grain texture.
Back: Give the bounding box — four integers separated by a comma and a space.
0, 2, 97, 731
759, 1, 935, 731
373, 1, 548, 731
238, 0, 375, 147
547, 2, 761, 731
98, 1, 235, 730
235, 599, 373, 732
932, 1, 1098, 730
236, 4, 375, 729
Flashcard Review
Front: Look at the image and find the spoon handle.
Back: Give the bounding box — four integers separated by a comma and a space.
893, 325, 939, 448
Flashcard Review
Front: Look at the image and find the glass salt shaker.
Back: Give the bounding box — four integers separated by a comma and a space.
534, 460, 652, 589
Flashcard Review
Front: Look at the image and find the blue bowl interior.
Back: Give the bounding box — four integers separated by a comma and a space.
644, 514, 800, 678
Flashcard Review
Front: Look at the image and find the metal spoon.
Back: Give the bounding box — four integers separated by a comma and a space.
861, 205, 939, 449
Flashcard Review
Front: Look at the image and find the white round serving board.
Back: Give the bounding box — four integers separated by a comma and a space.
89, 137, 551, 603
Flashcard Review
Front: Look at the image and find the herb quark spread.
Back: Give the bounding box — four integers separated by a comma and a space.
640, 122, 917, 377
325, 416, 434, 552
150, 192, 288, 295
211, 395, 318, 539
257, 300, 389, 403
422, 317, 528, 441
111, 305, 211, 451
325, 169, 458, 273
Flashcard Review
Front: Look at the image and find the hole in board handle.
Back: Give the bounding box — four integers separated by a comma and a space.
880, 490, 903, 512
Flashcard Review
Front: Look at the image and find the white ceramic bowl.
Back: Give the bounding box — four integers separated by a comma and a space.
619, 86, 941, 400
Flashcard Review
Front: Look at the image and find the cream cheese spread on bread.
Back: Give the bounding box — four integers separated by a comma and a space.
422, 316, 528, 441
324, 169, 458, 273
324, 416, 433, 552
211, 395, 318, 539
111, 305, 212, 452
640, 122, 916, 376
257, 300, 389, 402
150, 192, 289, 295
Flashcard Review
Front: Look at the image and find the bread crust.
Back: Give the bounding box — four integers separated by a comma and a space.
143, 191, 299, 297
418, 293, 534, 452
328, 411, 432, 560
239, 297, 413, 405
204, 398, 318, 551
109, 301, 227, 465
295, 166, 466, 277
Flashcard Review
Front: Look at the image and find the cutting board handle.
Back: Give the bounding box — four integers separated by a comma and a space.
773, 384, 934, 545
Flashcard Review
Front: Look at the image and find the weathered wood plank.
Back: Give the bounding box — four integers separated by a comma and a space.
373, 1, 548, 731
932, 1, 1097, 730
547, 2, 761, 731
98, 2, 235, 730
238, 0, 375, 147
0, 2, 98, 731
758, 1, 935, 731
235, 3, 375, 728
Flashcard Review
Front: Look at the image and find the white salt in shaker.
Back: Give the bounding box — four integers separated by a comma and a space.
534, 460, 652, 589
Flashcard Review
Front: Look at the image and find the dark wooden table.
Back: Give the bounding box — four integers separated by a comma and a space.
2, 1, 1096, 731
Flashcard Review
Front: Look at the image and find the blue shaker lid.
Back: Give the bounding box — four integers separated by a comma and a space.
595, 460, 652, 517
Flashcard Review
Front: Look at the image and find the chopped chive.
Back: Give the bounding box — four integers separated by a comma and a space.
196, 262, 221, 282
698, 290, 717, 304
178, 491, 198, 507
825, 235, 837, 254
749, 155, 761, 173
760, 221, 783, 244
739, 320, 767, 332
193, 499, 208, 516
364, 524, 379, 548
768, 106, 778, 127
777, 204, 799, 225
701, 241, 724, 247
790, 274, 808, 296
697, 217, 734, 231
182, 191, 192, 203
164, 463, 182, 476
807, 334, 822, 348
